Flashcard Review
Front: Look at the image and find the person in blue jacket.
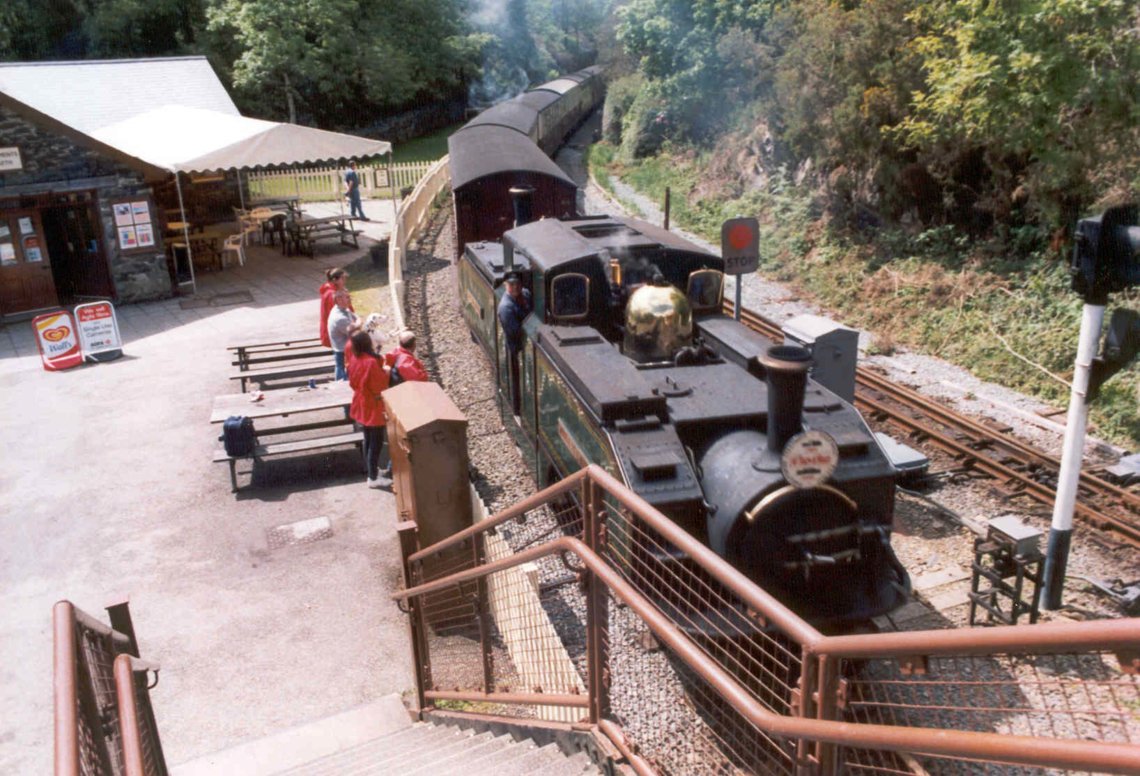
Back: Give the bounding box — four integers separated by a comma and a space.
345, 161, 367, 220
497, 273, 532, 416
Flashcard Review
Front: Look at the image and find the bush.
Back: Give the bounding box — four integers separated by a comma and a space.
601, 74, 642, 144
619, 88, 668, 162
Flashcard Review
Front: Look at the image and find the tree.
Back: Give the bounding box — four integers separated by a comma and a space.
896, 0, 1140, 228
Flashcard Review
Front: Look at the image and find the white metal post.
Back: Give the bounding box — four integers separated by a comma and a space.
173, 173, 196, 294
1041, 302, 1105, 609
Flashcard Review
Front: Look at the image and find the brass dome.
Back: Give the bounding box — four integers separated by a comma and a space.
624, 283, 693, 362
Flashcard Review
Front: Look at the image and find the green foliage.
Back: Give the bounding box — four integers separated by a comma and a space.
207, 0, 482, 127
618, 85, 668, 161
896, 0, 1140, 226
601, 73, 642, 144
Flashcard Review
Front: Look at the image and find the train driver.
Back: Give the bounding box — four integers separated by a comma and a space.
498, 272, 533, 416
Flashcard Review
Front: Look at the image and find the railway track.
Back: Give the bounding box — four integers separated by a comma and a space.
730, 303, 1140, 550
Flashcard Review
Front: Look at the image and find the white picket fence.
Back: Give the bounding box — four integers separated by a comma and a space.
247, 160, 437, 202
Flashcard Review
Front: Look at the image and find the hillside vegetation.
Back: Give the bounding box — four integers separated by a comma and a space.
599, 0, 1140, 447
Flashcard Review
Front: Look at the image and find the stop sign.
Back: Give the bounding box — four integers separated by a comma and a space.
721, 217, 759, 274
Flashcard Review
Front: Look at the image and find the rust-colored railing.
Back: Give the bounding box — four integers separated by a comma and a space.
54, 600, 165, 776
393, 464, 1140, 775
114, 655, 167, 776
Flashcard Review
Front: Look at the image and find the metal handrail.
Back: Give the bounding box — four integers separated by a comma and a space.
53, 602, 81, 776
393, 534, 1140, 773
397, 467, 1140, 773
115, 654, 165, 776
54, 600, 134, 776
410, 464, 822, 645
399, 533, 1140, 774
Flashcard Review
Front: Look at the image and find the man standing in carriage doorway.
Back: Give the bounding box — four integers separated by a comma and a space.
498, 273, 532, 417
345, 161, 367, 221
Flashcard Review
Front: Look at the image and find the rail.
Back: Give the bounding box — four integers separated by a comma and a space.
114, 655, 167, 776
54, 600, 166, 776
393, 464, 1140, 775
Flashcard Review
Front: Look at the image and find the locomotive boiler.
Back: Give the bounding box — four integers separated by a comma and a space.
458, 214, 911, 626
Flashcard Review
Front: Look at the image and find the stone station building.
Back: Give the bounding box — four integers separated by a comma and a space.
0, 57, 242, 317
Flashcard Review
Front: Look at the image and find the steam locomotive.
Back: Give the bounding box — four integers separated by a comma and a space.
448, 71, 910, 626
457, 212, 910, 625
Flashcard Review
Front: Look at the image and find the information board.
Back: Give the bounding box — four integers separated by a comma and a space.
32, 311, 83, 371
75, 301, 124, 362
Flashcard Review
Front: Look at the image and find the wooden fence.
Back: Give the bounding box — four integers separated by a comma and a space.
247, 160, 437, 202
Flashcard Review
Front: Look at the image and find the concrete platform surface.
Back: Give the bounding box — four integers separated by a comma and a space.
0, 200, 412, 774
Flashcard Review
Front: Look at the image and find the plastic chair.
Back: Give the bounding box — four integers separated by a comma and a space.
221, 233, 246, 268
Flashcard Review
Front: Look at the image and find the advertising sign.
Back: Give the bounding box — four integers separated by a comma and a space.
32, 311, 83, 371
75, 301, 124, 362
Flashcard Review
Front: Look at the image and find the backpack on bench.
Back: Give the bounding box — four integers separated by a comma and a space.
222, 415, 256, 457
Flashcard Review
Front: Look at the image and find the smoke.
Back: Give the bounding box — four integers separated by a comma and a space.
464, 0, 553, 108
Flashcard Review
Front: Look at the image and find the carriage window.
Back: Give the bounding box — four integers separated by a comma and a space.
550, 273, 589, 320
687, 269, 724, 311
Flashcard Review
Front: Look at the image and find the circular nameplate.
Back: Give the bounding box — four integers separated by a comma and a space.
780, 430, 840, 489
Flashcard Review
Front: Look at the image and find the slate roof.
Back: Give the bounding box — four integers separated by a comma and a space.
0, 56, 239, 135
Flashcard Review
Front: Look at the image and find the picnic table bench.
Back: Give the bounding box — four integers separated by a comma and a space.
230, 361, 335, 392
289, 216, 362, 258
210, 382, 360, 491
229, 342, 334, 371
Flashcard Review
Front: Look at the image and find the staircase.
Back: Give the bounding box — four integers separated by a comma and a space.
171, 694, 601, 776
278, 722, 600, 775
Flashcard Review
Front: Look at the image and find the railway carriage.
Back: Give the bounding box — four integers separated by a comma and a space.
449, 67, 606, 255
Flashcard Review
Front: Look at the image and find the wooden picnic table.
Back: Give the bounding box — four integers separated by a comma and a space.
171, 227, 227, 271
210, 380, 352, 424
210, 381, 359, 491
289, 214, 361, 257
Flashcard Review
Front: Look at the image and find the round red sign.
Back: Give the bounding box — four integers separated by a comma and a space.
780, 430, 840, 489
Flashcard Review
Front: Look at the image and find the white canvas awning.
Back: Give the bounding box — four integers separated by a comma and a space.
91, 105, 391, 173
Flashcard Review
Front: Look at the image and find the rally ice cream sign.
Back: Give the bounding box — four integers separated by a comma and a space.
32, 311, 82, 371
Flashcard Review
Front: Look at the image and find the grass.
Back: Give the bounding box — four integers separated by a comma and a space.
588, 146, 1140, 449
392, 122, 464, 163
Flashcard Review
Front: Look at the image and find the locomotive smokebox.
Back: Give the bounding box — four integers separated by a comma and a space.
759, 345, 813, 452
509, 185, 535, 228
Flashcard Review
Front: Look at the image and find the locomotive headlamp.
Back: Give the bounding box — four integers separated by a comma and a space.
1070, 204, 1140, 303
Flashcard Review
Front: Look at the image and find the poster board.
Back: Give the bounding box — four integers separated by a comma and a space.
32, 310, 83, 371
112, 199, 156, 253
75, 301, 124, 362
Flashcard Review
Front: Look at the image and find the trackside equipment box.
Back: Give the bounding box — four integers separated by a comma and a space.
383, 381, 471, 549
783, 314, 859, 402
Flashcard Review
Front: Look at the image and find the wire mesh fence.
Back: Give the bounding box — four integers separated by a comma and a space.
399, 468, 1140, 775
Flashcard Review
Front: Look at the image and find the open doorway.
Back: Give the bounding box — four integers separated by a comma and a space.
41, 195, 113, 304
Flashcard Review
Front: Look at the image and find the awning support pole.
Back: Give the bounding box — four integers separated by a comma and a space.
174, 173, 196, 294
238, 169, 246, 211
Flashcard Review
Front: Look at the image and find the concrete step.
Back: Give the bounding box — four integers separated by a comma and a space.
470, 741, 578, 776
171, 694, 412, 776
401, 730, 511, 775
286, 723, 460, 776
175, 696, 603, 776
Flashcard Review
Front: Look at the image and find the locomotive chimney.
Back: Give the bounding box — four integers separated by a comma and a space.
509, 185, 535, 228
759, 345, 813, 452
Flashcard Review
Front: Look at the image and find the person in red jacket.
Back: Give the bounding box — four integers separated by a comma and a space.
386, 330, 429, 383
348, 330, 390, 488
318, 268, 351, 347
